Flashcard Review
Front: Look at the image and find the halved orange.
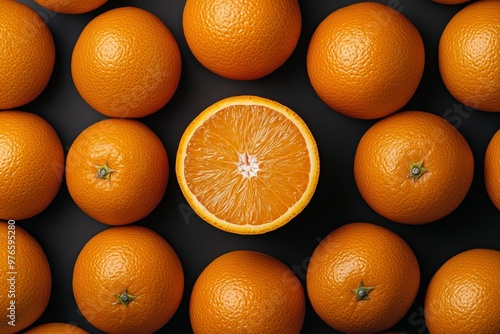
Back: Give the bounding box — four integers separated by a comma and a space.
176, 95, 320, 234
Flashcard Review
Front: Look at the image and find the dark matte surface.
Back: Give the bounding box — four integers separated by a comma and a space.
13, 0, 500, 333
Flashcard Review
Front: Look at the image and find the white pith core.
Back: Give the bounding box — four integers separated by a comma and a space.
236, 151, 260, 179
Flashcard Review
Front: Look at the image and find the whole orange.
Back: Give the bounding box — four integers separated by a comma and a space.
306, 2, 425, 119
0, 221, 52, 334
24, 322, 89, 333
0, 0, 55, 109
424, 248, 500, 333
354, 111, 474, 224
182, 0, 301, 80
306, 222, 420, 334
65, 118, 169, 225
71, 6, 181, 118
72, 225, 184, 334
0, 111, 64, 220
33, 0, 107, 14
439, 0, 500, 112
190, 250, 305, 333
485, 129, 500, 210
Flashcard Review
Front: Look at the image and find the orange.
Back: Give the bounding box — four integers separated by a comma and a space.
439, 0, 500, 112
424, 248, 500, 333
0, 220, 52, 334
0, 0, 55, 109
176, 95, 319, 234
71, 6, 181, 118
306, 2, 425, 119
485, 129, 500, 210
306, 222, 420, 334
190, 250, 305, 334
0, 111, 64, 220
65, 118, 169, 225
33, 0, 107, 14
354, 111, 474, 224
182, 0, 301, 80
72, 225, 184, 334
24, 322, 89, 333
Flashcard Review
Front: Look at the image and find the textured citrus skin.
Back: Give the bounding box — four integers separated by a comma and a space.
354, 111, 474, 224
71, 7, 181, 118
306, 222, 420, 334
0, 221, 52, 334
24, 322, 89, 334
182, 0, 301, 80
0, 0, 55, 109
425, 249, 500, 334
33, 0, 107, 14
439, 0, 500, 112
307, 2, 425, 119
190, 250, 305, 334
65, 118, 169, 225
485, 129, 500, 210
72, 226, 184, 334
176, 95, 319, 234
0, 111, 64, 220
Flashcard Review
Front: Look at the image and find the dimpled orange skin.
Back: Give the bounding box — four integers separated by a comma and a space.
33, 0, 107, 14
182, 0, 301, 80
24, 322, 89, 334
0, 0, 55, 110
354, 111, 474, 225
71, 6, 181, 118
306, 222, 420, 334
424, 249, 500, 334
72, 226, 184, 334
0, 111, 64, 220
439, 0, 500, 112
65, 118, 168, 225
485, 129, 500, 210
0, 221, 52, 334
307, 2, 425, 120
190, 250, 306, 334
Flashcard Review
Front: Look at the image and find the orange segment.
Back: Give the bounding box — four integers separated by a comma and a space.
176, 95, 319, 234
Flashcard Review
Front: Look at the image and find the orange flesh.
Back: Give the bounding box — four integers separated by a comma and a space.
183, 104, 312, 225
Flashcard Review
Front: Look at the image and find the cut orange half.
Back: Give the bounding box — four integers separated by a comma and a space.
176, 95, 320, 234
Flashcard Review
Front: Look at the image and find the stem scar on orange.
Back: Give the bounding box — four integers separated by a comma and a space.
65, 118, 169, 225
176, 95, 320, 234
306, 222, 420, 334
354, 111, 474, 224
72, 225, 184, 334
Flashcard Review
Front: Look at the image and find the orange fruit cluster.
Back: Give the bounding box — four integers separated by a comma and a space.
0, 0, 498, 333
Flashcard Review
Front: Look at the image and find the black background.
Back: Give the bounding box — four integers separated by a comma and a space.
13, 0, 500, 333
